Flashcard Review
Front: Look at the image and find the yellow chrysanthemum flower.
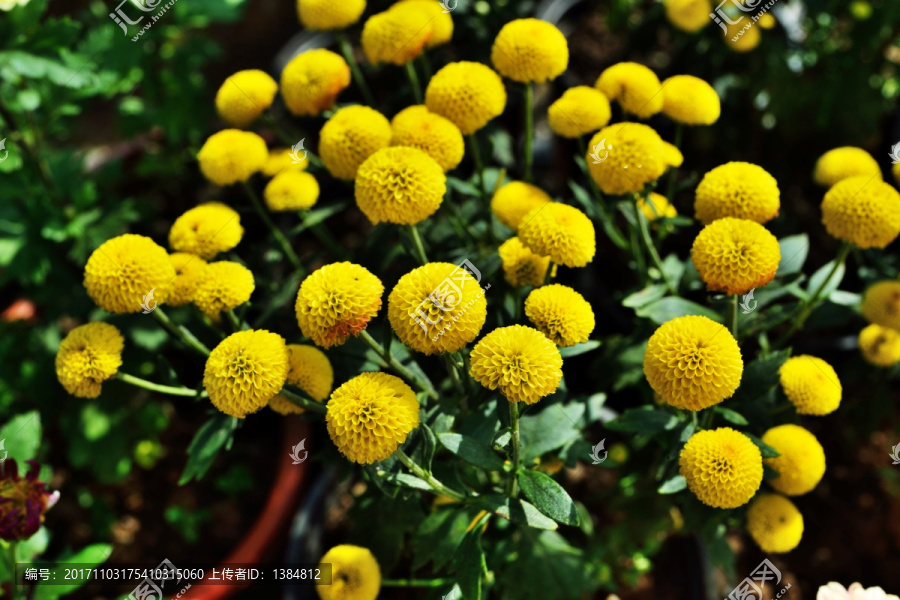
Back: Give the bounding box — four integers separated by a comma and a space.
203, 330, 289, 419
262, 147, 309, 176
595, 62, 664, 119
813, 147, 881, 188
269, 344, 333, 415
638, 192, 677, 221
661, 75, 721, 125
694, 162, 780, 224
168, 202, 244, 260
679, 428, 763, 509
319, 105, 393, 180
197, 129, 268, 186
388, 262, 488, 355
264, 171, 320, 211
491, 181, 552, 231
281, 49, 351, 117
84, 234, 176, 314
390, 105, 464, 173
355, 146, 446, 225
192, 261, 255, 322
469, 325, 563, 405
662, 141, 684, 168
396, 0, 453, 47
587, 123, 668, 195
498, 237, 551, 288
361, 6, 433, 66
691, 217, 781, 295
167, 253, 207, 307
859, 324, 900, 367
326, 372, 420, 464
725, 20, 761, 52
316, 545, 381, 600
55, 323, 124, 399
214, 70, 278, 128
763, 424, 826, 496
664, 0, 712, 32
862, 280, 900, 330
644, 315, 743, 411
490, 18, 568, 83
518, 203, 596, 267
524, 284, 595, 347
424, 61, 507, 135
547, 86, 611, 138
295, 262, 384, 348
779, 356, 842, 416
821, 176, 900, 249
297, 0, 365, 30
746, 494, 804, 554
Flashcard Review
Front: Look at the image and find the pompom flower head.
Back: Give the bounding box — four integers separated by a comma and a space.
498, 237, 550, 288
167, 253, 207, 307
168, 202, 243, 260
326, 372, 419, 464
55, 322, 124, 398
297, 0, 365, 30
664, 0, 712, 32
197, 129, 268, 186
425, 62, 507, 135
265, 171, 320, 211
639, 192, 677, 221
355, 146, 446, 225
203, 330, 289, 419
726, 20, 761, 52
281, 49, 351, 117
779, 355, 842, 416
362, 5, 433, 66
84, 234, 176, 314
397, 0, 453, 47
587, 123, 668, 195
388, 262, 488, 355
192, 261, 255, 322
263, 147, 309, 176
547, 86, 611, 138
763, 424, 826, 496
269, 345, 333, 416
595, 62, 663, 119
215, 70, 278, 128
469, 325, 563, 405
691, 217, 781, 295
862, 280, 900, 331
390, 105, 464, 173
319, 105, 393, 180
679, 428, 763, 508
746, 493, 804, 553
0, 459, 59, 541
859, 324, 900, 367
643, 315, 743, 411
661, 75, 720, 125
821, 176, 900, 249
813, 147, 881, 188
525, 284, 595, 347
518, 203, 596, 267
317, 545, 381, 600
694, 162, 780, 224
295, 263, 384, 348
491, 181, 552, 232
491, 18, 569, 83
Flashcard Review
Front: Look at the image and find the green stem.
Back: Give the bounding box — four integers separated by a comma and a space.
507, 402, 521, 498
336, 31, 376, 107
242, 181, 304, 273
468, 134, 487, 202
395, 448, 466, 501
629, 220, 647, 284
279, 387, 327, 414
635, 197, 675, 294
405, 61, 423, 104
358, 330, 439, 400
443, 354, 464, 397
728, 294, 739, 339
417, 53, 433, 81
664, 123, 683, 202
405, 223, 429, 265
153, 308, 210, 356
226, 309, 244, 332
523, 83, 534, 182
5, 541, 20, 600
116, 372, 206, 397
700, 408, 714, 430
543, 261, 554, 286
382, 578, 456, 587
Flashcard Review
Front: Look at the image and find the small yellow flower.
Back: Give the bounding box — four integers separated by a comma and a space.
547, 86, 611, 138
326, 372, 419, 464
192, 261, 255, 322
519, 203, 596, 268
725, 20, 761, 52
355, 146, 446, 225
425, 61, 507, 135
361, 6, 433, 66
168, 202, 244, 260
779, 355, 842, 416
316, 546, 381, 600
214, 70, 278, 128
763, 424, 826, 496
746, 494, 804, 554
84, 234, 176, 314
679, 427, 763, 509
203, 330, 289, 419
469, 325, 563, 405
319, 105, 393, 180
269, 345, 333, 415
662, 141, 683, 168
498, 237, 550, 288
390, 105, 464, 172
813, 147, 881, 188
691, 217, 781, 295
862, 280, 900, 331
587, 123, 668, 195
262, 147, 309, 176
758, 12, 777, 28
595, 62, 664, 119
264, 171, 320, 212
821, 176, 900, 249
524, 284, 595, 347
297, 0, 365, 30
644, 315, 743, 411
295, 262, 384, 348
197, 129, 268, 186
638, 193, 677, 221
280, 49, 351, 117
491, 181, 552, 231
396, 0, 453, 47
859, 324, 900, 367
664, 0, 712, 32
694, 162, 780, 225
491, 18, 568, 83
55, 323, 124, 398
167, 253, 207, 307
661, 75, 720, 125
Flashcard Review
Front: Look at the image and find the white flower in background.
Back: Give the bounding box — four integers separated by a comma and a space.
0, 0, 31, 11
817, 582, 900, 600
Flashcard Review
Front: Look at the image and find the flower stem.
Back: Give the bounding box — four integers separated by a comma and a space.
336, 31, 376, 107
5, 541, 22, 600
358, 330, 439, 400
153, 308, 210, 356
278, 387, 328, 414
629, 220, 647, 284
405, 224, 429, 265
635, 196, 676, 294
543, 261, 554, 286
395, 448, 466, 502
242, 182, 304, 273
664, 123, 683, 202
443, 354, 465, 396
225, 309, 244, 332
382, 578, 456, 587
116, 372, 206, 397
404, 61, 423, 104
507, 402, 521, 498
302, 212, 347, 260
729, 293, 739, 339
523, 82, 534, 182
468, 133, 487, 202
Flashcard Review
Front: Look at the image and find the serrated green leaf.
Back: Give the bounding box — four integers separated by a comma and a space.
518, 469, 579, 526
438, 433, 505, 471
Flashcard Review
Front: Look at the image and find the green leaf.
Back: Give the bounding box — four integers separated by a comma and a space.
452, 520, 488, 600
657, 475, 687, 494
496, 531, 598, 600
438, 433, 505, 471
413, 508, 476, 571
807, 258, 846, 297
420, 424, 437, 472
518, 469, 579, 526
0, 411, 42, 462
32, 544, 113, 599
519, 403, 584, 462
474, 494, 558, 530
713, 406, 749, 426
731, 350, 791, 403
559, 340, 601, 358
777, 234, 810, 276
635, 297, 723, 324
178, 413, 239, 485
607, 407, 679, 434
622, 284, 667, 308
745, 433, 781, 458
491, 427, 513, 450
375, 470, 432, 492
